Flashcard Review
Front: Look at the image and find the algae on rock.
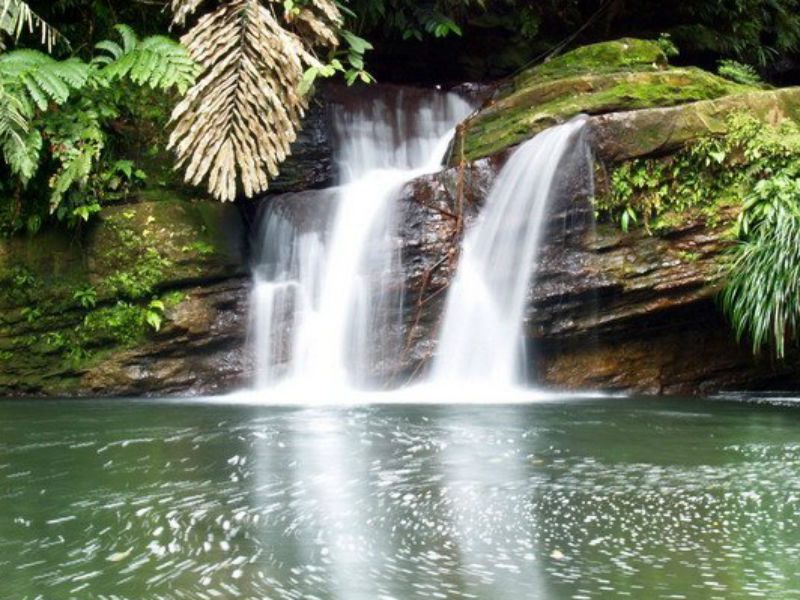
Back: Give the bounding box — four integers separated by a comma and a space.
0, 194, 247, 396
452, 38, 758, 163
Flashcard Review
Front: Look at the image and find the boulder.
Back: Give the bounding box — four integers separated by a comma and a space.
451, 39, 756, 163
589, 86, 800, 162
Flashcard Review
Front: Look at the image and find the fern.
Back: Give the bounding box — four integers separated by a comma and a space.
168, 0, 342, 201
2, 126, 39, 181
0, 49, 89, 111
0, 81, 27, 142
0, 50, 88, 185
93, 24, 199, 94
0, 23, 197, 219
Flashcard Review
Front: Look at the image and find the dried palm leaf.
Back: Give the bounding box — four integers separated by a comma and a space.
169, 0, 341, 201
170, 0, 207, 27
0, 0, 63, 51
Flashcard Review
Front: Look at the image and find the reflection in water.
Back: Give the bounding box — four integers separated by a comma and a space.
1, 397, 800, 599
438, 410, 551, 599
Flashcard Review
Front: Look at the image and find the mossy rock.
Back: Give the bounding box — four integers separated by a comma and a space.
452, 38, 756, 163
87, 196, 245, 294
512, 38, 668, 90
0, 194, 244, 309
0, 193, 246, 396
589, 86, 800, 162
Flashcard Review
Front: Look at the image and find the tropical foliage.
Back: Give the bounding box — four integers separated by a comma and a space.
601, 113, 800, 358
722, 176, 800, 358
1, 0, 800, 214
0, 23, 197, 235
0, 0, 61, 51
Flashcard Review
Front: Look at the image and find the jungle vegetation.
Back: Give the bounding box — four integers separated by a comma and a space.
2, 0, 799, 213
3, 0, 800, 358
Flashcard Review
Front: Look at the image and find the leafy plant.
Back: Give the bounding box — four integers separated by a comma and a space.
655, 33, 679, 58
600, 113, 800, 233
717, 59, 762, 86
144, 298, 165, 331
721, 176, 800, 358
600, 113, 800, 358
72, 285, 97, 308
93, 24, 199, 95
20, 305, 40, 323
0, 23, 197, 235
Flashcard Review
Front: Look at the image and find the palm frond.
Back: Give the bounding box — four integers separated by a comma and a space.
168, 0, 342, 201
170, 0, 208, 27
0, 0, 63, 51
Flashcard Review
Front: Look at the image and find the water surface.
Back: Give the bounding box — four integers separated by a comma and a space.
2, 395, 799, 599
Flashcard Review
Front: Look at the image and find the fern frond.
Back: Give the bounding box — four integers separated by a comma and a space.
94, 26, 199, 94
93, 40, 124, 63
0, 82, 33, 179
0, 82, 27, 136
46, 113, 105, 211
0, 0, 63, 51
168, 0, 341, 201
2, 126, 40, 181
115, 23, 138, 53
0, 49, 89, 111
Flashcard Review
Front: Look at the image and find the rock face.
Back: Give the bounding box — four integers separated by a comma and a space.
372, 38, 800, 395
386, 38, 800, 394
0, 195, 252, 396
268, 96, 334, 194
393, 163, 799, 395
80, 278, 252, 396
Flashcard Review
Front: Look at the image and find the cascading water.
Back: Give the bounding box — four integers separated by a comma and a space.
432, 117, 592, 388
251, 89, 473, 391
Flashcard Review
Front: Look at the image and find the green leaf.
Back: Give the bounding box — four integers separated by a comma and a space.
145, 311, 163, 332
341, 31, 373, 54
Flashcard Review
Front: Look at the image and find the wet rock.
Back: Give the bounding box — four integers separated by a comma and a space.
391, 162, 799, 395
268, 96, 334, 194
81, 278, 253, 396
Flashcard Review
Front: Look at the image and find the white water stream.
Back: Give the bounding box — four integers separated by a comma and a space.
250, 88, 590, 398
251, 90, 473, 390
432, 117, 591, 387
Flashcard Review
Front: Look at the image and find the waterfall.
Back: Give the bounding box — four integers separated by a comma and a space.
251, 89, 473, 390
432, 117, 592, 387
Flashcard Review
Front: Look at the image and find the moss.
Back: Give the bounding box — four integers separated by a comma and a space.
512, 38, 669, 90
596, 113, 800, 236
452, 37, 765, 164
0, 195, 244, 395
458, 67, 753, 162
676, 250, 701, 263
79, 301, 151, 347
